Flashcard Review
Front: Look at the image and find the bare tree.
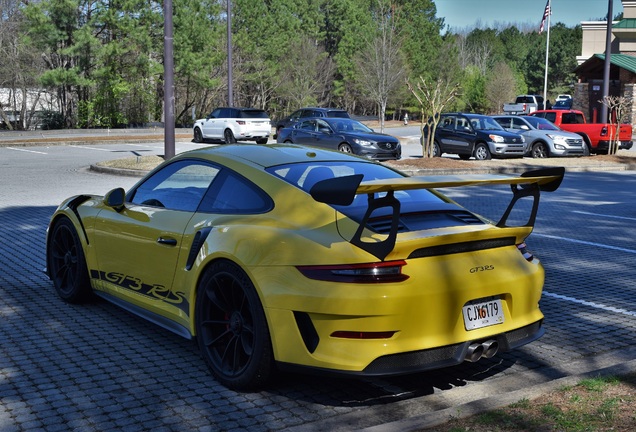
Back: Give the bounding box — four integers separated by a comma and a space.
407, 76, 460, 158
485, 62, 518, 114
354, 0, 405, 132
278, 37, 336, 110
600, 95, 630, 155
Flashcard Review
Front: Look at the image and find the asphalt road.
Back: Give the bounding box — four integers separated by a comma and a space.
1, 140, 636, 431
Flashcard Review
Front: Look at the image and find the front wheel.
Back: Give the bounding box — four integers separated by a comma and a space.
338, 143, 353, 153
48, 217, 92, 303
474, 143, 492, 160
195, 261, 274, 390
531, 142, 549, 158
193, 127, 203, 143
224, 129, 236, 144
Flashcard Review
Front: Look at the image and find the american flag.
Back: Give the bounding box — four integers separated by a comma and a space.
539, 0, 551, 33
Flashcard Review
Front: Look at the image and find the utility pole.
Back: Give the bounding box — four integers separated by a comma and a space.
601, 0, 613, 124
227, 0, 233, 107
163, 0, 175, 159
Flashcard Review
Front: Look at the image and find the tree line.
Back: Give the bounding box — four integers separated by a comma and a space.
0, 0, 582, 130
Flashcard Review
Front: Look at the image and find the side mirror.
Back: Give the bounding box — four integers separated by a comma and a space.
104, 188, 126, 212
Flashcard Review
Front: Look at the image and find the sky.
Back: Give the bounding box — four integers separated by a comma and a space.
434, 0, 624, 31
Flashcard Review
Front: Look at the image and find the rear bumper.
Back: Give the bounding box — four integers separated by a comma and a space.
278, 321, 544, 377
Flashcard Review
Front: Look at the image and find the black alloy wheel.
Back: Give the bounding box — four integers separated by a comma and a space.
224, 129, 236, 144
193, 127, 203, 143
48, 217, 92, 303
195, 261, 274, 390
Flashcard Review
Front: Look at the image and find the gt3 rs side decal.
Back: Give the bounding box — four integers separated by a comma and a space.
90, 270, 189, 313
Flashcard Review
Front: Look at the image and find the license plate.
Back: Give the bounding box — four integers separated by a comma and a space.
462, 297, 504, 330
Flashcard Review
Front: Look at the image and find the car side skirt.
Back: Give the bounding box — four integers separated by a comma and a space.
94, 291, 193, 340
275, 321, 543, 378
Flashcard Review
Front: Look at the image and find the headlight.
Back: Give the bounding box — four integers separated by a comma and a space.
353, 138, 374, 147
546, 134, 568, 145
489, 134, 504, 143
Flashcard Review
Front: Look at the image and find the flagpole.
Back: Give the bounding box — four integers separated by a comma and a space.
543, 0, 551, 107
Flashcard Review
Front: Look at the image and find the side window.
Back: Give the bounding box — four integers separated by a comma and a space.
199, 171, 273, 214
440, 116, 455, 129
316, 119, 331, 133
511, 118, 525, 129
290, 110, 302, 120
561, 113, 575, 124
299, 120, 316, 131
543, 112, 557, 123
129, 160, 219, 212
208, 109, 221, 119
219, 108, 233, 118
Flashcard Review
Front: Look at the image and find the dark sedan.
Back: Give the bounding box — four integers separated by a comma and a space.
276, 117, 401, 160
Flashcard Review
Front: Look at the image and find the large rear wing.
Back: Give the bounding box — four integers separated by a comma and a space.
310, 167, 565, 260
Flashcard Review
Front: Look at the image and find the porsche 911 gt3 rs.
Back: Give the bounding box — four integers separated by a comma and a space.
46, 144, 564, 390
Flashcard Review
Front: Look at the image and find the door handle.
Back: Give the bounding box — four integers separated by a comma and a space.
157, 237, 177, 246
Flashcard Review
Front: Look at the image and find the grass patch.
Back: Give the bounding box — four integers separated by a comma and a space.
432, 373, 636, 431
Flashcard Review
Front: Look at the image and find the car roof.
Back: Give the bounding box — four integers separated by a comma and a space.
173, 143, 371, 169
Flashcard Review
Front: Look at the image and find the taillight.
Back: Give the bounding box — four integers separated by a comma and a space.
236, 120, 246, 125
296, 261, 409, 283
517, 242, 534, 261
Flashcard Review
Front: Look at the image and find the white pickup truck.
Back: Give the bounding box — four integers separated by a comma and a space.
502, 95, 545, 115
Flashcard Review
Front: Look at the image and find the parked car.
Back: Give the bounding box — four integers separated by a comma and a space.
275, 107, 350, 137
193, 107, 271, 144
530, 109, 633, 153
424, 113, 526, 160
277, 117, 401, 160
552, 98, 573, 110
46, 142, 564, 390
502, 95, 545, 115
492, 115, 587, 158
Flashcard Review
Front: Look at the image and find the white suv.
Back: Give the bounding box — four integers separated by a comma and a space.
193, 107, 271, 144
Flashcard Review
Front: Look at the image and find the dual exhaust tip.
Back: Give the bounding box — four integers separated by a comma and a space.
465, 339, 499, 362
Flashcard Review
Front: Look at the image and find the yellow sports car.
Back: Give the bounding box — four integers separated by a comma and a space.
46, 144, 564, 390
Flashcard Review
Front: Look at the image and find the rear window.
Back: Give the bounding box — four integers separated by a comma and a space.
266, 161, 449, 221
326, 110, 350, 118
239, 109, 270, 119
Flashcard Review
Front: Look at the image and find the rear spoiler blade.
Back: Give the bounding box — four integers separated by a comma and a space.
310, 167, 564, 261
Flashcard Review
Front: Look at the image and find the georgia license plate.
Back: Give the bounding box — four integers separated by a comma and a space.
462, 297, 504, 330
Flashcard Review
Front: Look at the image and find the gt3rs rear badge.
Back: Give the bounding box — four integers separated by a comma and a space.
90, 270, 189, 313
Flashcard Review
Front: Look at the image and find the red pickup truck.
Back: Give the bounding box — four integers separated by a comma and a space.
529, 109, 633, 154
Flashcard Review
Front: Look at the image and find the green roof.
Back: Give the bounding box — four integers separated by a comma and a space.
613, 18, 636, 29
594, 53, 636, 74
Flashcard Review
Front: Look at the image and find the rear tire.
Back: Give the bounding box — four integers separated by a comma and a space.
474, 143, 492, 160
195, 261, 274, 390
256, 138, 268, 144
48, 217, 92, 303
224, 129, 236, 144
432, 141, 441, 157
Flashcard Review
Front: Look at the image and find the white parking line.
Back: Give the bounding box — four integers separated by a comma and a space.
533, 233, 636, 254
72, 145, 113, 152
6, 147, 47, 154
572, 210, 636, 221
543, 291, 636, 317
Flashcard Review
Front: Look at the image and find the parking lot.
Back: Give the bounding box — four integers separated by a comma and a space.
1, 140, 636, 431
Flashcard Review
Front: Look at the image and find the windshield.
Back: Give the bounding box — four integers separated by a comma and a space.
328, 118, 373, 133
465, 115, 504, 131
523, 116, 559, 131
266, 161, 448, 219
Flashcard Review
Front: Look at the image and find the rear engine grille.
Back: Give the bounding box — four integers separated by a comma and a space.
367, 210, 484, 234
408, 237, 516, 259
